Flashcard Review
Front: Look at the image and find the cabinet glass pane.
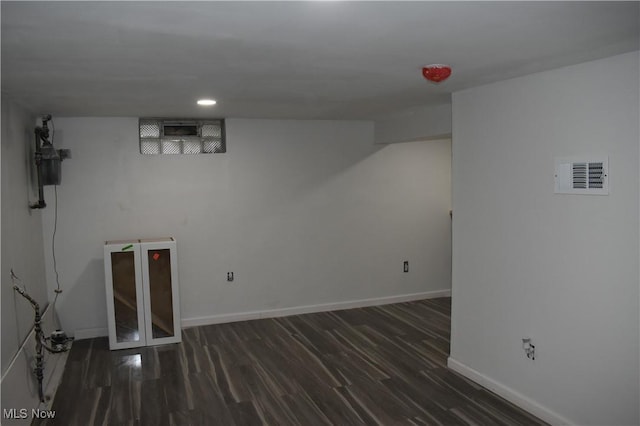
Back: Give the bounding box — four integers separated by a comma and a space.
110, 252, 141, 343
147, 249, 174, 338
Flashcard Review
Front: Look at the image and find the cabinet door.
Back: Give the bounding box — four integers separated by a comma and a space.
104, 243, 146, 350
141, 240, 181, 345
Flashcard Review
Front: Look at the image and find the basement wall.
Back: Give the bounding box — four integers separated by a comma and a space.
450, 51, 639, 425
1, 96, 64, 425
39, 118, 452, 339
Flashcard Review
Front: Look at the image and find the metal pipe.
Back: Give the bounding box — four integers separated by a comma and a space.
30, 127, 46, 209
12, 285, 70, 403
12, 285, 45, 401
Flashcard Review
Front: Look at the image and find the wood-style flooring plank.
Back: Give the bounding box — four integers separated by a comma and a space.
33, 298, 548, 426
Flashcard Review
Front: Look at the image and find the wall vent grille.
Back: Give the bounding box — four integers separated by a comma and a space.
555, 157, 608, 195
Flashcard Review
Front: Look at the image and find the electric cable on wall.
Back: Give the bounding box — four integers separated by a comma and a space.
50, 118, 63, 310
52, 186, 62, 301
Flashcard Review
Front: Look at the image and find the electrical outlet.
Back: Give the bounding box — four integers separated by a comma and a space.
227, 272, 234, 282
522, 338, 535, 360
403, 261, 409, 273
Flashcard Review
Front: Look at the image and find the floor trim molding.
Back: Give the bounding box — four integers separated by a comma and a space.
447, 357, 573, 426
182, 289, 451, 328
74, 327, 109, 340
75, 290, 451, 339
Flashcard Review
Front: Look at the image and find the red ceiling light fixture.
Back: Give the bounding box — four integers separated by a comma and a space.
422, 64, 452, 83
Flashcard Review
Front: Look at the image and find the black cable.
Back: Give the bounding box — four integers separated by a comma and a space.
50, 187, 62, 323
51, 117, 62, 311
52, 185, 61, 293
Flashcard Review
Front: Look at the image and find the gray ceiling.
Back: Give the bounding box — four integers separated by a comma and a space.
2, 1, 638, 120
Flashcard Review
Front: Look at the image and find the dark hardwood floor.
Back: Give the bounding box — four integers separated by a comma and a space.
35, 298, 545, 425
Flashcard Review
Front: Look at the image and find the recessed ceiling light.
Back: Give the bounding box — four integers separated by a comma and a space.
197, 99, 217, 106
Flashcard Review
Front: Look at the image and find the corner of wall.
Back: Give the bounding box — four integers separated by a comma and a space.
374, 103, 452, 144
447, 357, 574, 425
1, 95, 67, 422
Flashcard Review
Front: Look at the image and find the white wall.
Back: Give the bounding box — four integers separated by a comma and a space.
450, 51, 639, 425
1, 97, 62, 424
374, 103, 452, 145
41, 118, 451, 337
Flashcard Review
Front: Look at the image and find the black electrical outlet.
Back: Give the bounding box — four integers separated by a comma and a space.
227, 272, 234, 282
403, 261, 409, 273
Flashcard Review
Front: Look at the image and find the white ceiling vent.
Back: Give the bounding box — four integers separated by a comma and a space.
554, 157, 608, 195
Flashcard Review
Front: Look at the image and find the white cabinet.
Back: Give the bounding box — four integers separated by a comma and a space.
104, 238, 181, 350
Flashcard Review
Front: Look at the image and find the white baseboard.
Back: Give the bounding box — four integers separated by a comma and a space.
73, 327, 108, 340
39, 349, 69, 410
75, 290, 451, 338
447, 357, 573, 426
182, 289, 451, 328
